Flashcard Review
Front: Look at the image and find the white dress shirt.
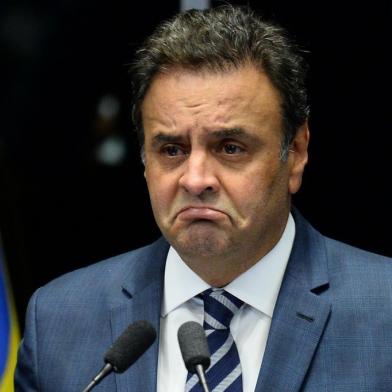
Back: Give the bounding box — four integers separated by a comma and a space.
157, 214, 295, 392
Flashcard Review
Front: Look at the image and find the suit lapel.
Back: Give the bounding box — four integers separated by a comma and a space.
109, 238, 169, 392
255, 275, 331, 392
255, 210, 332, 392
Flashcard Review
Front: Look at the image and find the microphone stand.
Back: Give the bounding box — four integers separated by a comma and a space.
195, 364, 210, 392
81, 363, 112, 392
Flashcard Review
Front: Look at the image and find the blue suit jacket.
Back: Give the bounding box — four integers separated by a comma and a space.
15, 212, 392, 391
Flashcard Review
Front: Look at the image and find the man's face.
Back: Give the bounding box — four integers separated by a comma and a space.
141, 64, 308, 274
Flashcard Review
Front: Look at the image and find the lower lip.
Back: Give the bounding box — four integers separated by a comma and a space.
177, 208, 226, 221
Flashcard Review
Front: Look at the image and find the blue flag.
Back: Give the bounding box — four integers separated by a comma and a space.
0, 245, 20, 391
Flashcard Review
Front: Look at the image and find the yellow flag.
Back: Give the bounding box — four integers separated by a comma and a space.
0, 247, 20, 392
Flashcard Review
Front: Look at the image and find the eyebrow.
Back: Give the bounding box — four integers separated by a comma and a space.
209, 128, 257, 142
152, 127, 259, 145
152, 133, 184, 144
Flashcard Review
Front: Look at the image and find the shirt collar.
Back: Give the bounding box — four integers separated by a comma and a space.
162, 213, 295, 318
162, 246, 210, 317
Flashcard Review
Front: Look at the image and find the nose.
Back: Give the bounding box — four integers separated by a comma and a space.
178, 151, 219, 196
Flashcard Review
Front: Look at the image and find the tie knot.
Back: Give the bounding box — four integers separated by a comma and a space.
201, 289, 243, 330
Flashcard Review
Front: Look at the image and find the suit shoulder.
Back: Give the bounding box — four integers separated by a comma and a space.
324, 236, 392, 290
36, 238, 167, 299
325, 236, 392, 267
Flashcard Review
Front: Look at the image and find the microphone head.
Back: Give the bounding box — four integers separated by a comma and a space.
178, 321, 211, 374
104, 320, 156, 373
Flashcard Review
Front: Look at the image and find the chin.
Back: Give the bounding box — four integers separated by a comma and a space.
172, 227, 231, 259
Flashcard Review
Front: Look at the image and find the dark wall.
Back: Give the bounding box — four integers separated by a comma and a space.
1, 0, 391, 330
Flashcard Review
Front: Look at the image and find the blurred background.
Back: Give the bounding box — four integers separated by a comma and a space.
1, 0, 391, 332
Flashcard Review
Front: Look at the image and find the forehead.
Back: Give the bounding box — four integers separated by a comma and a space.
141, 64, 283, 137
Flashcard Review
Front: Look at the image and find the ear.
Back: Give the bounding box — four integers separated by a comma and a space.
288, 121, 310, 194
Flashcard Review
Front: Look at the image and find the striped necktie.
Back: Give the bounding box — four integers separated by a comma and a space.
186, 288, 244, 392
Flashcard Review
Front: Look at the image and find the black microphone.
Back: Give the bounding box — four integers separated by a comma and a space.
81, 320, 156, 392
178, 321, 211, 392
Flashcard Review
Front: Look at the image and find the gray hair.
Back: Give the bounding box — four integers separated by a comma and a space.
130, 5, 309, 160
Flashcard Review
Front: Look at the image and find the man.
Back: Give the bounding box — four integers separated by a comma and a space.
15, 5, 392, 392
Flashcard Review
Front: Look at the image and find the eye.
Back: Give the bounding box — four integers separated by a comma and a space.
222, 143, 244, 155
162, 145, 186, 157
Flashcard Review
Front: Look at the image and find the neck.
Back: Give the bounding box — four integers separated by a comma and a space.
182, 236, 281, 287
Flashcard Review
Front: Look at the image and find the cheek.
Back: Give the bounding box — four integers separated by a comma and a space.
146, 170, 176, 214
225, 165, 288, 213
221, 173, 267, 220
227, 169, 269, 200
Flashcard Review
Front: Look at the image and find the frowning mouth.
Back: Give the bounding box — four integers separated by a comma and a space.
176, 206, 227, 221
